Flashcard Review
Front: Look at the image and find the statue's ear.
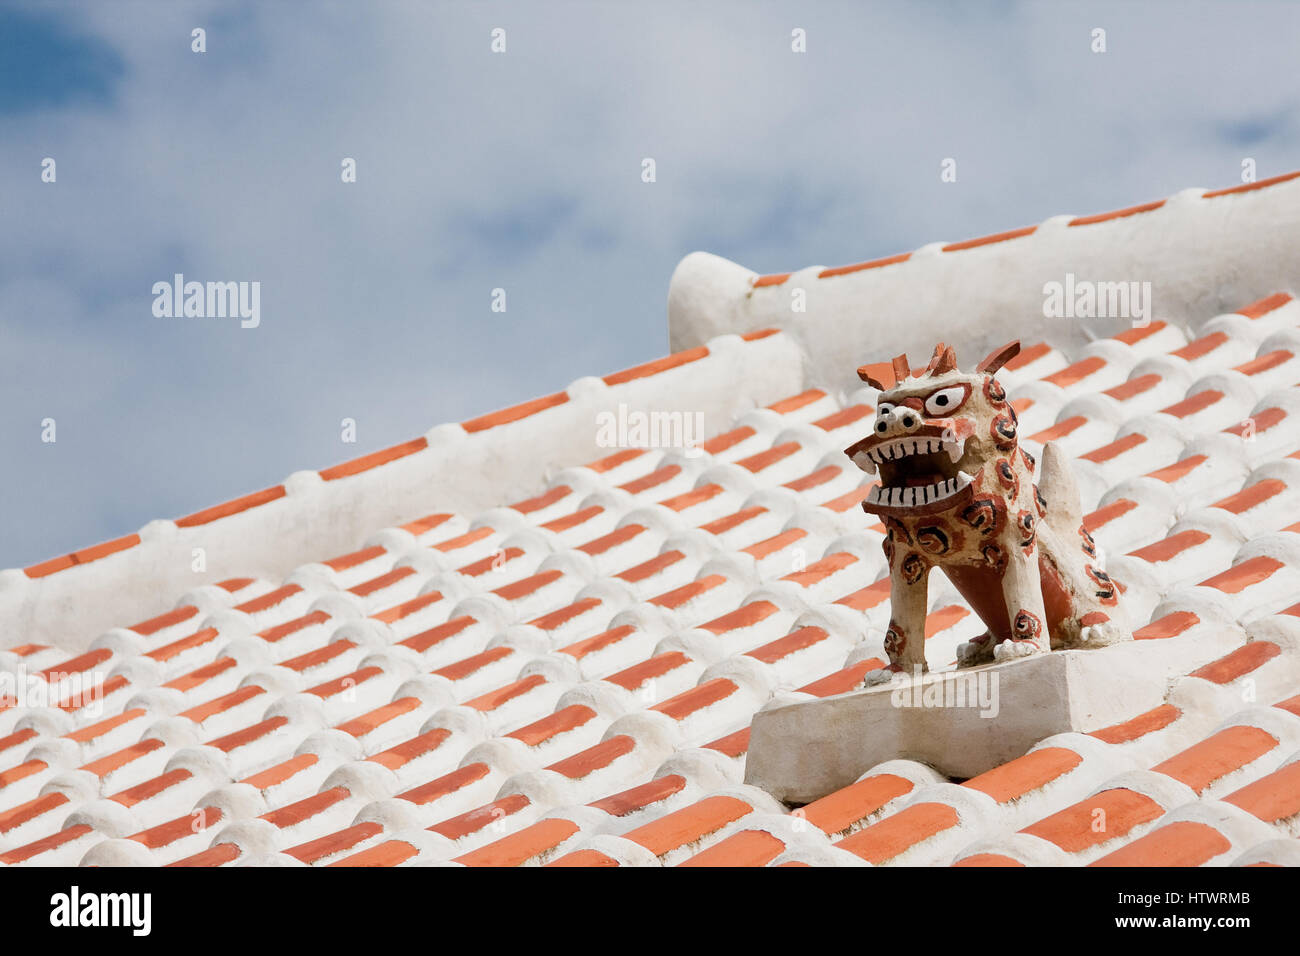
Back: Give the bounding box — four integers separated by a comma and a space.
927, 342, 957, 375
976, 340, 1021, 375
856, 363, 888, 390
852, 358, 894, 390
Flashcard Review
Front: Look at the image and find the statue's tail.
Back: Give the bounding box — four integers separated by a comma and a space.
1038, 439, 1132, 642
1037, 441, 1083, 537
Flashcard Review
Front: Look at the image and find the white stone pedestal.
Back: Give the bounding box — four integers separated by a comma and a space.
744, 629, 1238, 805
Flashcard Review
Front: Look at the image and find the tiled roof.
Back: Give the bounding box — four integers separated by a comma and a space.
4, 179, 1300, 867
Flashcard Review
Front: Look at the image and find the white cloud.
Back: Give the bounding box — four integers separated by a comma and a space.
2, 0, 1297, 566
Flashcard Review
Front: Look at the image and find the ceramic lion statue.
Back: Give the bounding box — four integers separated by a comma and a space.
844, 340, 1130, 682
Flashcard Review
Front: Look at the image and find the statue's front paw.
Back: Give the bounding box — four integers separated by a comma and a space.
993, 639, 1045, 662
1079, 619, 1130, 648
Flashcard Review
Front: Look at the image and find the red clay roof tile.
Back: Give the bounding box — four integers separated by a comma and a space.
462, 392, 569, 433
1089, 820, 1231, 867
623, 794, 752, 856
1202, 170, 1300, 198
175, 486, 285, 528
801, 773, 913, 835
602, 346, 709, 386
1068, 200, 1166, 227
1188, 641, 1281, 684
320, 437, 428, 481
1152, 725, 1278, 794
25, 533, 142, 578
1223, 760, 1300, 823
1235, 291, 1293, 318
1021, 788, 1164, 853
836, 802, 960, 864
678, 827, 786, 867
1090, 704, 1183, 744
818, 252, 910, 279
941, 226, 1036, 252
964, 747, 1082, 803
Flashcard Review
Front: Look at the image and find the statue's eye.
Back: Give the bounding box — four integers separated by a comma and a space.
876, 402, 895, 416
924, 386, 967, 416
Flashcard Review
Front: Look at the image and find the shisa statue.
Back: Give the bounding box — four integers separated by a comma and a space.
844, 340, 1130, 682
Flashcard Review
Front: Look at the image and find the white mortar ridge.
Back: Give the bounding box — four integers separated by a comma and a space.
669, 178, 1300, 394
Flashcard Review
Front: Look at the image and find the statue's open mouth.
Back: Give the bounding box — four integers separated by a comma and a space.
847, 426, 976, 514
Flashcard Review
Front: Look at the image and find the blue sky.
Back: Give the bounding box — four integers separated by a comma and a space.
2, 0, 1298, 568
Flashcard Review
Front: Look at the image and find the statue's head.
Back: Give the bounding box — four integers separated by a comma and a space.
845, 340, 1022, 517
